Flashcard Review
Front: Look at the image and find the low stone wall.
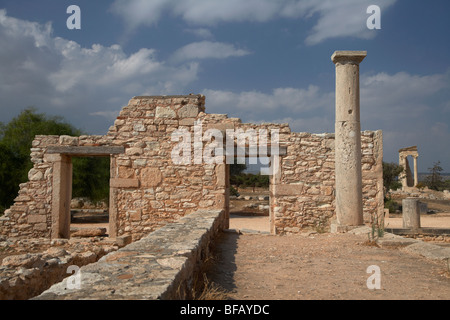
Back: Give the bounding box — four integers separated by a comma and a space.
33, 209, 226, 300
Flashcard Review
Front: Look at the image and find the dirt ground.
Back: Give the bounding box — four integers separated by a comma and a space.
206, 228, 450, 300
205, 194, 450, 300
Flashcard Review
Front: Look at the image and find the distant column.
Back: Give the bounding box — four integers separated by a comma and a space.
332, 51, 367, 228
413, 156, 418, 187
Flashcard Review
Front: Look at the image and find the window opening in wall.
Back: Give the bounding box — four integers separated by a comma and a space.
70, 156, 110, 237
228, 157, 270, 233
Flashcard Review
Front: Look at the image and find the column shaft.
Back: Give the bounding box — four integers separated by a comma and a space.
413, 156, 418, 187
332, 51, 367, 227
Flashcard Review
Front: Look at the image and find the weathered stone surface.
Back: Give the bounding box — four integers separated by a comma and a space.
116, 235, 132, 248
140, 168, 162, 187
274, 184, 304, 196
402, 198, 421, 230
177, 105, 199, 118
110, 179, 140, 189
155, 107, 176, 118
2, 254, 44, 269
59, 135, 78, 146
28, 169, 44, 181
27, 215, 47, 224
332, 50, 366, 228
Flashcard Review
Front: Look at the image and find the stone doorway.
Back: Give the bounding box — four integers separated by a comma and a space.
47, 145, 123, 239
228, 156, 276, 234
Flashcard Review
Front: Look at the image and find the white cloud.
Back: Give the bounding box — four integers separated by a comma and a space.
292, 0, 397, 45
170, 41, 251, 63
0, 10, 199, 133
360, 71, 449, 128
111, 0, 397, 45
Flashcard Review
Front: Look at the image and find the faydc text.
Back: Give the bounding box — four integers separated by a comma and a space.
180, 304, 270, 317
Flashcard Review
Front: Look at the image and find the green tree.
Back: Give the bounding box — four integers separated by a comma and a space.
443, 179, 450, 191
425, 161, 444, 191
230, 162, 247, 176
0, 108, 81, 214
72, 157, 110, 203
0, 144, 21, 214
382, 162, 404, 192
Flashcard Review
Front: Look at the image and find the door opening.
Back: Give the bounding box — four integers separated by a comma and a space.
70, 156, 110, 237
228, 157, 271, 233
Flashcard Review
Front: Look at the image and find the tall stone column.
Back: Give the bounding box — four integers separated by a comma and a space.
332, 51, 367, 228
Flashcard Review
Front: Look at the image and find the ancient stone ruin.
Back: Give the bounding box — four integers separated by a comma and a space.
0, 52, 384, 242
0, 50, 391, 300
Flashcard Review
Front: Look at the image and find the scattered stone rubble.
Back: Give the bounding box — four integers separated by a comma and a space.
0, 235, 119, 300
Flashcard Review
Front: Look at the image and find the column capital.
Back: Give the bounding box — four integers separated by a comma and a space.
331, 51, 367, 65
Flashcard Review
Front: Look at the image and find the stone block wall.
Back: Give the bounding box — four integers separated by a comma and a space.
107, 95, 227, 241
0, 94, 383, 240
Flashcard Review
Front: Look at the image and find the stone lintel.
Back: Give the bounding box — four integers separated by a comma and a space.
47, 146, 124, 156
399, 146, 418, 153
331, 51, 367, 65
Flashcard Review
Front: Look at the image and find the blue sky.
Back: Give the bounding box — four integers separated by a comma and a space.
0, 0, 449, 173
